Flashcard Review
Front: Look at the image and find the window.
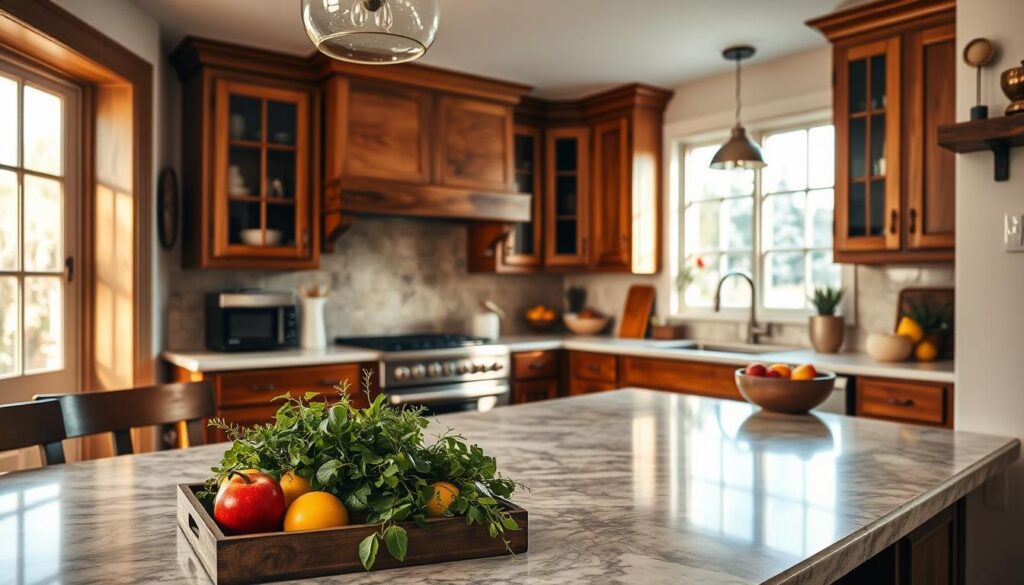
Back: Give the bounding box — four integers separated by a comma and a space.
677, 123, 842, 317
0, 61, 78, 394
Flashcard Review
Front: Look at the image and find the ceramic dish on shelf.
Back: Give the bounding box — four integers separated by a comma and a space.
866, 332, 913, 362
239, 229, 283, 246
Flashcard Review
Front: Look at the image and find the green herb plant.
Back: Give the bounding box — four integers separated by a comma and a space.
810, 286, 843, 316
566, 286, 587, 313
202, 370, 523, 570
906, 299, 951, 334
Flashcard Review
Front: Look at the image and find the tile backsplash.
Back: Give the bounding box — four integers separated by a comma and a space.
164, 217, 564, 350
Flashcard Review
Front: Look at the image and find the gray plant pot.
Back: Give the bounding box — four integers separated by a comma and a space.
809, 315, 844, 354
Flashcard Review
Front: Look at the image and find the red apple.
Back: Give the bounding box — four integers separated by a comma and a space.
745, 363, 768, 377
765, 370, 783, 378
214, 470, 286, 534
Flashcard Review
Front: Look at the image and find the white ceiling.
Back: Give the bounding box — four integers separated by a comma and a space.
131, 0, 846, 99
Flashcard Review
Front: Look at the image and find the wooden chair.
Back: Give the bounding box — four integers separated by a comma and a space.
35, 382, 216, 456
0, 400, 67, 465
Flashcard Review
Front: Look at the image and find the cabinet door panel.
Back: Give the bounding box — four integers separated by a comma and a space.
569, 378, 617, 396
620, 357, 741, 401
569, 351, 617, 383
344, 81, 432, 184
906, 24, 956, 251
500, 125, 543, 269
834, 38, 901, 255
544, 127, 590, 267
436, 96, 513, 191
856, 377, 948, 427
513, 378, 559, 404
591, 117, 631, 270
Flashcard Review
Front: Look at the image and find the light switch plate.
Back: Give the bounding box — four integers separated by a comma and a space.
1004, 214, 1024, 251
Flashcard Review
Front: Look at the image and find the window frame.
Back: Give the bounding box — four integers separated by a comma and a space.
672, 116, 856, 325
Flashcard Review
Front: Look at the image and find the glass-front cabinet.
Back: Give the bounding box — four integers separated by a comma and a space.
501, 125, 543, 268
835, 37, 901, 255
213, 81, 312, 264
544, 126, 590, 267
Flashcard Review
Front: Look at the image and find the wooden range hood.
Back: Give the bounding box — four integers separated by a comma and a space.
313, 54, 535, 244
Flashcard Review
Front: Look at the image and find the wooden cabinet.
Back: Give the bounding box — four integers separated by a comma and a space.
545, 126, 591, 267
173, 52, 321, 269
590, 117, 631, 270
809, 1, 955, 264
510, 350, 561, 404
619, 357, 742, 401
168, 362, 370, 443
435, 96, 514, 191
568, 351, 617, 395
855, 377, 952, 428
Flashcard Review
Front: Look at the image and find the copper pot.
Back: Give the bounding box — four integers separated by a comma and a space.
808, 315, 844, 354
1002, 60, 1024, 116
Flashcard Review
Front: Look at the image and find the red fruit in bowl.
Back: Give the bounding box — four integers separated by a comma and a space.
745, 363, 768, 377
765, 370, 783, 378
214, 470, 286, 534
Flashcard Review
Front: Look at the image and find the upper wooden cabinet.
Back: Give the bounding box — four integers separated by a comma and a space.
435, 96, 514, 191
545, 126, 592, 267
171, 40, 320, 269
590, 117, 632, 270
809, 0, 955, 264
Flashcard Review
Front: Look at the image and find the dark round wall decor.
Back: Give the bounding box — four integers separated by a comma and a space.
157, 168, 179, 250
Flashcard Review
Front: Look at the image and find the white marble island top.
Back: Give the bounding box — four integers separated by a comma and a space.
2, 389, 1015, 584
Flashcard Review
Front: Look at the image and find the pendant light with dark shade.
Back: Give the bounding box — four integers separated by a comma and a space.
301, 0, 440, 65
710, 45, 766, 170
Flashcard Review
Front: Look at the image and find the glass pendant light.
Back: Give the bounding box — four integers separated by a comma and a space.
301, 0, 440, 65
710, 45, 767, 170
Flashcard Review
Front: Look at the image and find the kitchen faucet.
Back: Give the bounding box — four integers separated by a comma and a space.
713, 271, 770, 345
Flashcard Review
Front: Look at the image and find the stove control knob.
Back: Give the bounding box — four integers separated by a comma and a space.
490, 361, 504, 372
427, 362, 443, 377
394, 366, 411, 381
411, 364, 426, 379
473, 362, 487, 373
458, 362, 472, 375
442, 361, 456, 375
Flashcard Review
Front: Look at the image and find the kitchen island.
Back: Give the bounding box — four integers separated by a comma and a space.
1, 389, 1016, 584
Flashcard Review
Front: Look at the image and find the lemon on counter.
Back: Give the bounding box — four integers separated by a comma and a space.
896, 316, 924, 344
915, 340, 939, 362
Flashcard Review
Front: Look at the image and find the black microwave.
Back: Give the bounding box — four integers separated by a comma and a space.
205, 291, 298, 351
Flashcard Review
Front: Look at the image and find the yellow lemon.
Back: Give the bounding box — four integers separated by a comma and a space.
283, 492, 349, 532
915, 340, 938, 362
896, 316, 924, 344
425, 481, 460, 518
280, 471, 312, 508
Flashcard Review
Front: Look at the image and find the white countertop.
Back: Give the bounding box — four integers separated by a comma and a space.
163, 335, 955, 383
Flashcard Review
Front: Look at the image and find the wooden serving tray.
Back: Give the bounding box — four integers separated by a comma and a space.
176, 483, 528, 585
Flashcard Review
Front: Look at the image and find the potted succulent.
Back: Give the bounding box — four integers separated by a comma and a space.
809, 286, 844, 354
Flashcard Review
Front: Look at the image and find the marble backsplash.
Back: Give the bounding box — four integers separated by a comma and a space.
164, 217, 564, 350
565, 264, 955, 352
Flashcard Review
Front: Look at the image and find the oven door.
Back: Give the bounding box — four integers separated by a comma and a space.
388, 379, 510, 415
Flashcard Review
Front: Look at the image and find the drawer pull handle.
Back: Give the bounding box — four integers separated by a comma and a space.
887, 397, 914, 407
588, 363, 600, 372
250, 383, 277, 392
530, 361, 546, 370
318, 379, 339, 387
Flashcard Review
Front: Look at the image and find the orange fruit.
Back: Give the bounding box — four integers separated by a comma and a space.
915, 341, 938, 362
283, 492, 349, 532
425, 481, 460, 518
767, 364, 792, 378
791, 364, 818, 381
280, 471, 312, 507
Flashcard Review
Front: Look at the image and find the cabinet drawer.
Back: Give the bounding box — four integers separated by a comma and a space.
569, 378, 617, 396
513, 350, 559, 380
857, 378, 948, 426
215, 363, 365, 409
570, 352, 617, 383
513, 379, 559, 404
620, 357, 741, 401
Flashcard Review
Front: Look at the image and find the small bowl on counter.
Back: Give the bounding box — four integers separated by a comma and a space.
563, 313, 610, 335
865, 333, 913, 362
734, 369, 836, 415
524, 305, 559, 332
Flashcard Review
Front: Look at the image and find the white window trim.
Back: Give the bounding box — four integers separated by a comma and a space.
669, 113, 858, 327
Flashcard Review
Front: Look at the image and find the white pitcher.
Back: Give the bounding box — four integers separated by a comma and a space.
299, 296, 327, 349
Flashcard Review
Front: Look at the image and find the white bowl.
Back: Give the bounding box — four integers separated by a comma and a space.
563, 313, 610, 335
239, 229, 283, 246
866, 333, 913, 362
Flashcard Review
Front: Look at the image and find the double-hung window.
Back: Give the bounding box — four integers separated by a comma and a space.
677, 122, 842, 318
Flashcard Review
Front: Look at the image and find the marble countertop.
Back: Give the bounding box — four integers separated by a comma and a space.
1, 389, 1015, 584
163, 336, 954, 383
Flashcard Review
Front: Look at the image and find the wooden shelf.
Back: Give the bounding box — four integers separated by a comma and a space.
938, 116, 1024, 181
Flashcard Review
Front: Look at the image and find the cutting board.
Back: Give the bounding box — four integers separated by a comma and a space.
618, 285, 656, 339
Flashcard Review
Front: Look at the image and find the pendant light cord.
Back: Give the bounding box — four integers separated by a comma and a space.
734, 58, 742, 126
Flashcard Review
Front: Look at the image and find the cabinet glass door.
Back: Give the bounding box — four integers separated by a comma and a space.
215, 81, 309, 260
836, 38, 900, 253
502, 126, 542, 267
544, 127, 589, 266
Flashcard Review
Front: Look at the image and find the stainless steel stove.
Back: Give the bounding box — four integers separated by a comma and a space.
335, 334, 511, 413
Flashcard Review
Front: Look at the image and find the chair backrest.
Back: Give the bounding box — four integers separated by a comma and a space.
35, 382, 216, 456
0, 400, 67, 465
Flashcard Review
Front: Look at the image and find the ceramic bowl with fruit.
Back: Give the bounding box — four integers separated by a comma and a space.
563, 309, 610, 335
524, 305, 559, 332
734, 363, 836, 414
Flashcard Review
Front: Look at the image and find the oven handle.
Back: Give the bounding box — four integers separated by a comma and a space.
388, 382, 509, 406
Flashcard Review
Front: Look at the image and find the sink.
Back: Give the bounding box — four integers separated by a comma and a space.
690, 342, 779, 355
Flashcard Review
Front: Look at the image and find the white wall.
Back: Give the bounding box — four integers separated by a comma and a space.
52, 0, 170, 380
954, 0, 1024, 581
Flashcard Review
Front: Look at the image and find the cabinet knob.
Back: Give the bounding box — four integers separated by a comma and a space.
889, 209, 898, 235
908, 208, 918, 234
886, 397, 914, 407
